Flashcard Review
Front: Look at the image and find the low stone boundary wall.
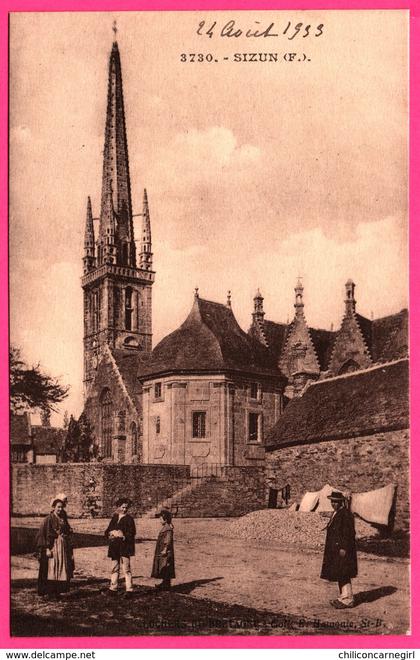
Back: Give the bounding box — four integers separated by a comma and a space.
11, 463, 190, 517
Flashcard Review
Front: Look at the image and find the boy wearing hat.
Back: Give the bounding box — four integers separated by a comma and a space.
320, 490, 357, 608
104, 498, 136, 597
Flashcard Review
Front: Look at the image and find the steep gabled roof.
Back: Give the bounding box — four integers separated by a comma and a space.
265, 359, 408, 450
308, 327, 336, 371
260, 320, 290, 360
141, 297, 283, 380
371, 309, 408, 362
112, 348, 145, 405
343, 310, 408, 365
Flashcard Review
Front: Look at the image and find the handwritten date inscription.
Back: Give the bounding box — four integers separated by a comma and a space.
197, 20, 324, 40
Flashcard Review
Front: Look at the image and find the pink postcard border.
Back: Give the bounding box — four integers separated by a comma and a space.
1, 0, 419, 649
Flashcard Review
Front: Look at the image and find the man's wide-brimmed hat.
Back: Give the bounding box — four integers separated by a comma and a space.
327, 491, 346, 502
157, 508, 172, 521
50, 493, 67, 508
115, 497, 133, 507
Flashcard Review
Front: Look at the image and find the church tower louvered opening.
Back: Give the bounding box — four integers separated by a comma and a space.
82, 38, 154, 399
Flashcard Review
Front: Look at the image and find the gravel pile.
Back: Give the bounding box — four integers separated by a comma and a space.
227, 508, 378, 550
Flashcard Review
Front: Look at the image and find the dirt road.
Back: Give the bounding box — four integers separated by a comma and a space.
11, 517, 410, 636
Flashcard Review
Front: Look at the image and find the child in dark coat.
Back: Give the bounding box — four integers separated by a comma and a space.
104, 497, 136, 598
151, 509, 175, 590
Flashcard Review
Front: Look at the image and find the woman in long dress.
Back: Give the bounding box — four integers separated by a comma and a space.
151, 509, 175, 590
36, 498, 74, 598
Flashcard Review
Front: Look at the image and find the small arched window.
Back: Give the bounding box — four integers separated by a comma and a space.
338, 359, 360, 375
100, 389, 113, 458
124, 336, 139, 349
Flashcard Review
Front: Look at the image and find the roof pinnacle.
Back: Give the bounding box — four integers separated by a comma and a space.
112, 20, 118, 41
294, 278, 304, 317
345, 279, 356, 317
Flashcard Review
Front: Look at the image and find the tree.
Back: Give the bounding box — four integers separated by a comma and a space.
62, 412, 97, 462
40, 409, 51, 427
10, 346, 69, 415
63, 410, 69, 429
62, 415, 79, 462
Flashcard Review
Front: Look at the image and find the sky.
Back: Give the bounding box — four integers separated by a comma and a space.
9, 10, 408, 424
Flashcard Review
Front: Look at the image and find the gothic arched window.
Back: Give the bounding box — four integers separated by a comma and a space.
131, 422, 138, 456
92, 291, 100, 333
100, 389, 113, 458
117, 410, 126, 433
125, 287, 133, 331
122, 243, 128, 266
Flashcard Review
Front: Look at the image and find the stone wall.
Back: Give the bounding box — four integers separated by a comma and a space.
231, 379, 281, 466
175, 466, 266, 517
265, 429, 409, 531
11, 463, 190, 518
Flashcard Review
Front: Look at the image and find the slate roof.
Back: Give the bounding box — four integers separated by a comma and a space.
250, 319, 336, 372
256, 309, 407, 372
371, 309, 408, 362
141, 297, 284, 380
10, 413, 32, 446
349, 310, 408, 364
309, 328, 336, 371
260, 320, 289, 360
265, 359, 408, 450
31, 426, 66, 455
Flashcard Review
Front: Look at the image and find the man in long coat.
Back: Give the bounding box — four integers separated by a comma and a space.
104, 498, 136, 598
320, 490, 357, 608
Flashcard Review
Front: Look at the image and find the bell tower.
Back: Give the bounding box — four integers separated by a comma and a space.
82, 37, 154, 398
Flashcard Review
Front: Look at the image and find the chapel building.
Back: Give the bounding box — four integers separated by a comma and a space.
81, 37, 408, 469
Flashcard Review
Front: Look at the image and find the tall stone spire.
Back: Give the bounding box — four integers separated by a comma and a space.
139, 189, 153, 271
82, 36, 155, 399
83, 196, 96, 274
98, 39, 136, 267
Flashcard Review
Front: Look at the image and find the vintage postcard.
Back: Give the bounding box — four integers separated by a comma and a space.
6, 6, 415, 646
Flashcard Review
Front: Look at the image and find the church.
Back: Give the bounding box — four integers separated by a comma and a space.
82, 37, 408, 470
